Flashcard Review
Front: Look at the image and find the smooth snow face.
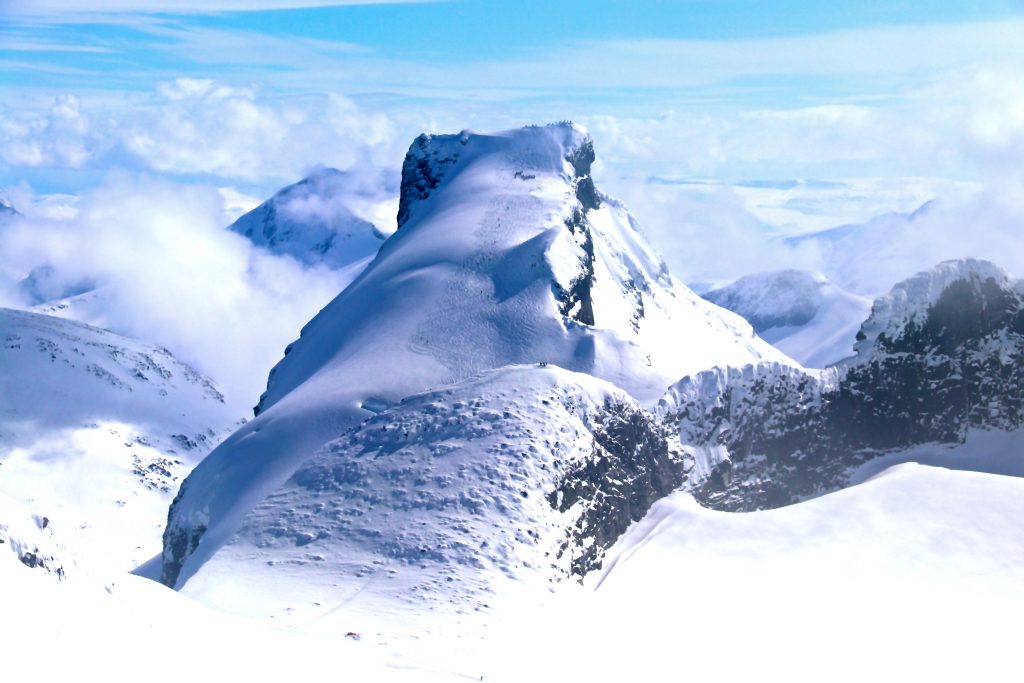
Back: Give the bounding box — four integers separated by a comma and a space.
228, 167, 388, 269
163, 122, 787, 597
704, 269, 871, 367
527, 463, 1024, 683
0, 308, 241, 572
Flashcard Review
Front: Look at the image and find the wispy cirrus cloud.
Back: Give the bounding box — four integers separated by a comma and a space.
3, 0, 434, 15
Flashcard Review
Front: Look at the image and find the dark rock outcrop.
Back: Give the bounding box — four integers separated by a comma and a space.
664, 259, 1024, 511
553, 399, 689, 576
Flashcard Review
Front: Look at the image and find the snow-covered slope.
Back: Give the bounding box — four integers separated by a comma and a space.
661, 258, 1024, 510
9, 462, 1024, 683
161, 122, 789, 602
0, 308, 241, 571
228, 166, 390, 271
539, 463, 1024, 683
174, 366, 693, 630
703, 269, 871, 367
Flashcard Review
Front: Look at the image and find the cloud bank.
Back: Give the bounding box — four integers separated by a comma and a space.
0, 176, 362, 409
0, 80, 407, 185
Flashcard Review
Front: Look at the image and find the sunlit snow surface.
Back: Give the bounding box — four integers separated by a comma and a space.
4, 458, 1024, 681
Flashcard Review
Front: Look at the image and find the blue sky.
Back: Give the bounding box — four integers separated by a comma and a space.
2, 0, 1024, 193
4, 1, 1022, 94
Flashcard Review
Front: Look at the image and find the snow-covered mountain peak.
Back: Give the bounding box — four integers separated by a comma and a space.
253, 122, 784, 416
703, 269, 871, 367
853, 258, 1020, 359
704, 269, 831, 331
161, 122, 789, 600
228, 167, 387, 270
396, 122, 595, 232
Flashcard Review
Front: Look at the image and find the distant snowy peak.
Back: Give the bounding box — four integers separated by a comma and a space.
228, 167, 387, 269
704, 269, 829, 331
853, 258, 1022, 360
16, 264, 96, 307
704, 269, 871, 367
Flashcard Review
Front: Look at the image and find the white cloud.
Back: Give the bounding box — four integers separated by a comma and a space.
0, 94, 94, 167
1, 80, 408, 182
0, 176, 357, 407
606, 180, 824, 289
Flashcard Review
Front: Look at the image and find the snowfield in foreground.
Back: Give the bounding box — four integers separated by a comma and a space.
3, 461, 1023, 682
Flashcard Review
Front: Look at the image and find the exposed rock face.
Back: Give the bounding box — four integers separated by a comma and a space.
552, 397, 689, 576
663, 259, 1024, 511
396, 133, 461, 230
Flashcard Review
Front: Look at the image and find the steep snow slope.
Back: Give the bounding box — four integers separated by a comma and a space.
0, 308, 241, 571
704, 269, 871, 367
661, 258, 1024, 510
162, 122, 789, 597
228, 166, 390, 271
173, 366, 691, 628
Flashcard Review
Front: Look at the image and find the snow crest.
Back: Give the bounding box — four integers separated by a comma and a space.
162, 122, 786, 601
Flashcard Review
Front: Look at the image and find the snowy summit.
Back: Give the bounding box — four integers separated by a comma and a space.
159, 123, 790, 624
